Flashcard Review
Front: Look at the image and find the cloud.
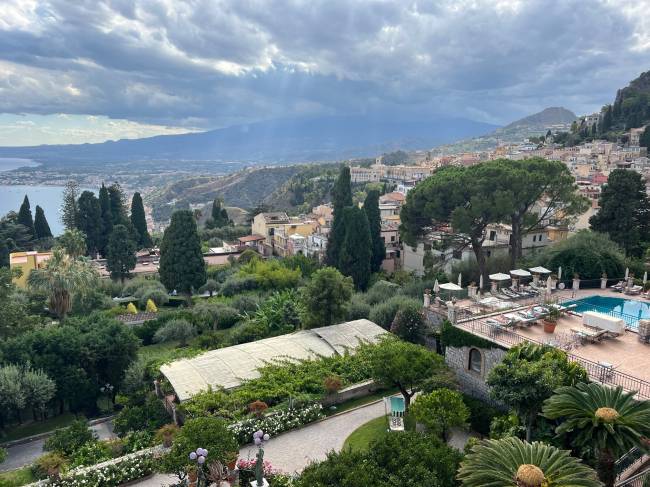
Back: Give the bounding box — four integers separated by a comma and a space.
0, 0, 648, 140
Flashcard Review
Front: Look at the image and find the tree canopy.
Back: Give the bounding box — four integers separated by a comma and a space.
106, 224, 137, 282
61, 180, 80, 231
326, 166, 353, 267
301, 267, 353, 328
206, 198, 231, 228
76, 191, 102, 256
17, 195, 35, 237
34, 205, 53, 240
364, 189, 385, 273
130, 192, 152, 248
338, 206, 372, 290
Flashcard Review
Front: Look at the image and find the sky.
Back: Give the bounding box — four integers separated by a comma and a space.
0, 0, 649, 146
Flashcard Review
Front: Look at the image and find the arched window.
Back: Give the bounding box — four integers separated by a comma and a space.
469, 348, 482, 374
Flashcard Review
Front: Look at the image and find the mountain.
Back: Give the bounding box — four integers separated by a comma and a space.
501, 107, 577, 131
610, 70, 650, 130
0, 115, 497, 166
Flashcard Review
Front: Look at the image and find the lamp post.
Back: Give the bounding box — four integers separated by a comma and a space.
252, 430, 270, 487
188, 447, 209, 487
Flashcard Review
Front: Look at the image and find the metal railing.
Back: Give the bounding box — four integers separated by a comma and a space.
616, 467, 650, 487
617, 447, 648, 480
555, 296, 641, 331
454, 318, 650, 399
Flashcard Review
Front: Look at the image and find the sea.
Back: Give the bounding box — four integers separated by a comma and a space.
0, 158, 70, 236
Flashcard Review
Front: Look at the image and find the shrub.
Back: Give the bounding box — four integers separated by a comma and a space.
122, 429, 155, 453
323, 376, 342, 394
221, 275, 259, 296
153, 318, 197, 347
44, 420, 96, 456
248, 400, 269, 418
230, 294, 260, 314
198, 278, 219, 297
369, 295, 421, 329
69, 440, 113, 468
0, 447, 6, 464
193, 330, 225, 350
53, 453, 155, 486
462, 394, 502, 437
238, 249, 261, 264
250, 290, 303, 333
390, 301, 426, 343
133, 317, 165, 345
32, 452, 69, 479
228, 320, 270, 345
364, 280, 399, 305
138, 288, 169, 308
411, 388, 469, 441
113, 394, 170, 436
126, 302, 138, 314
214, 306, 241, 329
145, 298, 158, 313
122, 277, 166, 297
154, 424, 179, 447
238, 258, 302, 290
346, 294, 371, 320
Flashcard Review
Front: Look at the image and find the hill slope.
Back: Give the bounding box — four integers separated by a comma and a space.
502, 107, 576, 131
0, 115, 497, 165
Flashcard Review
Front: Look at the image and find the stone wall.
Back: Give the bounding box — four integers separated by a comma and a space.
445, 345, 506, 403
321, 380, 377, 407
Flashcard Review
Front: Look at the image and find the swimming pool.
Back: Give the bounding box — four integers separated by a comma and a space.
563, 295, 650, 329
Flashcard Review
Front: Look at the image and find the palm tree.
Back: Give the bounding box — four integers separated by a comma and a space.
458, 437, 602, 487
27, 249, 98, 318
543, 382, 650, 487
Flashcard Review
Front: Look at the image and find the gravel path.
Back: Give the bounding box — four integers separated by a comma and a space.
0, 420, 115, 472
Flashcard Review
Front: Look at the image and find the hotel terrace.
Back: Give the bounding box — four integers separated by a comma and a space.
429, 280, 650, 401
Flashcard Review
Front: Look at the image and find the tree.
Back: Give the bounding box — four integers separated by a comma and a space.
161, 417, 238, 477
21, 367, 57, 421
17, 195, 35, 237
251, 289, 303, 333
411, 388, 469, 442
130, 192, 152, 248
590, 169, 650, 257
61, 180, 80, 231
199, 278, 219, 297
206, 198, 230, 228
33, 205, 53, 240
640, 125, 650, 148
108, 183, 128, 226
389, 301, 426, 343
326, 166, 353, 267
338, 207, 372, 290
365, 337, 445, 410
76, 191, 102, 256
159, 210, 206, 301
543, 382, 650, 487
154, 319, 196, 347
600, 105, 613, 134
98, 183, 113, 256
458, 437, 601, 487
44, 419, 95, 456
106, 224, 137, 283
363, 190, 385, 273
301, 267, 353, 328
57, 229, 87, 259
486, 343, 588, 441
27, 249, 98, 318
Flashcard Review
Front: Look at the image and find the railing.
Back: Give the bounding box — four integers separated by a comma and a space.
555, 296, 641, 332
616, 467, 650, 487
616, 447, 648, 480
454, 318, 650, 400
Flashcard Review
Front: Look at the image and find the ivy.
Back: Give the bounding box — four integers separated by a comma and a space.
439, 320, 502, 350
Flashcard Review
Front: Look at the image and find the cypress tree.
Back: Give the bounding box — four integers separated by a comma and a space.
61, 180, 80, 231
17, 195, 34, 237
159, 210, 206, 302
364, 189, 385, 273
77, 191, 102, 256
130, 192, 152, 248
33, 205, 53, 240
0, 239, 8, 267
207, 198, 230, 228
106, 224, 137, 283
99, 183, 113, 255
108, 183, 127, 226
326, 166, 353, 266
338, 206, 372, 290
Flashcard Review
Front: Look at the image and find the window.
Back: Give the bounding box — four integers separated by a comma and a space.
489, 230, 496, 241
533, 235, 537, 242
391, 236, 396, 242
469, 348, 482, 374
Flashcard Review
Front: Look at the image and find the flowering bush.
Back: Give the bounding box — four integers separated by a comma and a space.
229, 403, 324, 444
237, 459, 277, 484
49, 453, 155, 486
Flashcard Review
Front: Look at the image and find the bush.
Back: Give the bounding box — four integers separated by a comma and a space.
221, 275, 259, 296
230, 294, 260, 314
44, 420, 95, 456
69, 440, 113, 468
122, 429, 155, 453
32, 452, 69, 479
390, 301, 426, 343
126, 302, 138, 314
133, 317, 165, 345
122, 277, 166, 297
154, 424, 179, 447
193, 330, 225, 350
364, 280, 399, 305
0, 447, 6, 464
153, 318, 197, 347
369, 295, 421, 329
462, 394, 501, 437
145, 299, 158, 313
113, 394, 170, 436
238, 258, 302, 290
228, 320, 270, 345
53, 453, 155, 486
138, 288, 169, 308
238, 248, 261, 264
346, 294, 371, 320
191, 302, 241, 330
323, 376, 342, 394
248, 400, 269, 418
250, 290, 303, 333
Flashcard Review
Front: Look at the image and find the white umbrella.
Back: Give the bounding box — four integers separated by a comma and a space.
529, 266, 551, 274
433, 279, 440, 294
510, 269, 532, 277
439, 283, 463, 291
625, 267, 629, 279
546, 275, 553, 293
557, 266, 562, 281
489, 273, 511, 281
458, 273, 462, 287
644, 271, 648, 285
479, 274, 484, 290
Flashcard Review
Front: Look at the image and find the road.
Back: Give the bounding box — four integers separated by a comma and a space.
0, 420, 115, 472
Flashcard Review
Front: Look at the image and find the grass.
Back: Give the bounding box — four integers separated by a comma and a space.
0, 412, 78, 443
137, 340, 182, 362
342, 416, 389, 452
0, 467, 35, 487
324, 388, 400, 417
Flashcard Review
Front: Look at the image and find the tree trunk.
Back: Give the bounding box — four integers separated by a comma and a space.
471, 237, 489, 290
597, 450, 616, 487
510, 215, 523, 268
397, 383, 412, 411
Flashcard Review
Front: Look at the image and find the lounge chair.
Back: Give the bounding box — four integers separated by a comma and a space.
571, 327, 608, 343
610, 281, 624, 292
625, 285, 643, 295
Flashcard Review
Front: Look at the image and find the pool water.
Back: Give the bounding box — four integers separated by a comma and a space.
564, 295, 650, 328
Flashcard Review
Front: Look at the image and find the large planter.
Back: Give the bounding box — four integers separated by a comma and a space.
543, 320, 557, 333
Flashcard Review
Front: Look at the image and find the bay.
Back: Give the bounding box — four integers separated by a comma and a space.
0, 157, 39, 171
0, 185, 71, 236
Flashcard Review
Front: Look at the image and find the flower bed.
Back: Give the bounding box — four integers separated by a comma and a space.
228, 403, 324, 444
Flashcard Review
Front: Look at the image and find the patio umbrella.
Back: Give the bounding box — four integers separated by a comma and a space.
557, 266, 562, 281
644, 271, 648, 285
625, 267, 629, 279
458, 273, 462, 287
479, 274, 484, 290
546, 275, 553, 293
439, 282, 463, 300
433, 279, 440, 294
529, 266, 551, 274
510, 269, 532, 278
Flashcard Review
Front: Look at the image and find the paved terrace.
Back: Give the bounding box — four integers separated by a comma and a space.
453, 288, 650, 399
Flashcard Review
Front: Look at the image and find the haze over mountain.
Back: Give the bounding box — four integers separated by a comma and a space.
0, 115, 497, 165
500, 107, 577, 132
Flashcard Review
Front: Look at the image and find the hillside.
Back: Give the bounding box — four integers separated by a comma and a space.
0, 115, 497, 166
610, 70, 650, 130
501, 107, 576, 131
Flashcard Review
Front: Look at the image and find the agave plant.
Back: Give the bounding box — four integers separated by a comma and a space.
458, 437, 602, 487
543, 382, 650, 487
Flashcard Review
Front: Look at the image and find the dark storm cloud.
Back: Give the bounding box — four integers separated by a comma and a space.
0, 0, 648, 128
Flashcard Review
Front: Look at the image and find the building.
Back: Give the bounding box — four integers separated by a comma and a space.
237, 234, 266, 253
10, 251, 53, 288
251, 212, 291, 248
350, 166, 381, 183
630, 126, 647, 147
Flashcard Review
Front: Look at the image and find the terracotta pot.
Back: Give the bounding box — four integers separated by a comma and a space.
543, 320, 557, 333
187, 470, 198, 483
227, 458, 237, 470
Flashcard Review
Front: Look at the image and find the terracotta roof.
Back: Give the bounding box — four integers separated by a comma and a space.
380, 192, 406, 203
238, 234, 266, 242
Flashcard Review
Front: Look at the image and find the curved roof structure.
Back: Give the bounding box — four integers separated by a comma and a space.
160, 319, 387, 402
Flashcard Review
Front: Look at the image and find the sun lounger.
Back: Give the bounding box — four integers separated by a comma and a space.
571, 327, 608, 343
514, 311, 538, 325
610, 281, 624, 292
625, 285, 643, 295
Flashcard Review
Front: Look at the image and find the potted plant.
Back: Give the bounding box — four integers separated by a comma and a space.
543, 306, 560, 333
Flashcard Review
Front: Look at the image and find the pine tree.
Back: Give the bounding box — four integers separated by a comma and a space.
326, 166, 353, 266
33, 205, 53, 240
130, 192, 152, 248
338, 206, 372, 290
76, 191, 102, 256
108, 183, 127, 226
17, 195, 34, 237
363, 189, 385, 273
159, 210, 206, 301
106, 224, 137, 283
61, 180, 80, 231
98, 183, 113, 255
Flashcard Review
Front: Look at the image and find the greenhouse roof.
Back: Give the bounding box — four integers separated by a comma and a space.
161, 319, 387, 402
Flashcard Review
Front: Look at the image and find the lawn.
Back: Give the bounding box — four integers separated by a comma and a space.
324, 388, 399, 417
0, 412, 78, 443
0, 467, 35, 487
342, 416, 388, 452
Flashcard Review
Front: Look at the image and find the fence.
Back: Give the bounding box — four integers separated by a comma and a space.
617, 447, 649, 481
455, 318, 650, 400
617, 467, 650, 487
